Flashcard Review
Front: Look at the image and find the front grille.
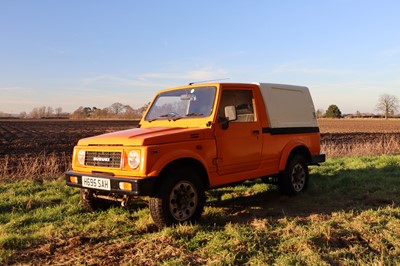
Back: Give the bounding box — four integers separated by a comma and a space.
85, 151, 122, 168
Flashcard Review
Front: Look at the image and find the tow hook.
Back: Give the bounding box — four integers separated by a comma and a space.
121, 195, 130, 207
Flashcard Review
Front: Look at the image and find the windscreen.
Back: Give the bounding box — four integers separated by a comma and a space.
145, 86, 216, 121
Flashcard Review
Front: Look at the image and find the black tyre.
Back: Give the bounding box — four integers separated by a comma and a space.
149, 168, 205, 228
279, 155, 309, 196
80, 189, 115, 212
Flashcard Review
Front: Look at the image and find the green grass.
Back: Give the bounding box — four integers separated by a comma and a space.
1, 155, 400, 265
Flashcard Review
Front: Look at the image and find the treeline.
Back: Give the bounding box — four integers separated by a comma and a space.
29, 106, 69, 119
70, 102, 150, 119
0, 107, 69, 119
0, 102, 150, 120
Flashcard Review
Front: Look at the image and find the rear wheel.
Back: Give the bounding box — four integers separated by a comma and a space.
279, 155, 309, 196
149, 168, 205, 228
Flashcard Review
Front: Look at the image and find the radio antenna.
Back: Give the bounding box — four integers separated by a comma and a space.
189, 78, 230, 85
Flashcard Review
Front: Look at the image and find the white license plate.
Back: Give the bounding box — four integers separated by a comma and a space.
82, 176, 111, 191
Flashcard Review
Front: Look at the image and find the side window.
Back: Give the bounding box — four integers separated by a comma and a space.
218, 90, 255, 122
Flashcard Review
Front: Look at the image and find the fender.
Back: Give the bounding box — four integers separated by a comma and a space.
278, 139, 308, 171
147, 148, 210, 177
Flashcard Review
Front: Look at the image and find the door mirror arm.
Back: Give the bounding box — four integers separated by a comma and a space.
218, 116, 230, 130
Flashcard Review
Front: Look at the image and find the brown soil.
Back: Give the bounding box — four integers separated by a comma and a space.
0, 119, 139, 158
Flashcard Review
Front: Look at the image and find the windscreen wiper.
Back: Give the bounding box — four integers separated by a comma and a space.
186, 113, 203, 117
160, 112, 182, 121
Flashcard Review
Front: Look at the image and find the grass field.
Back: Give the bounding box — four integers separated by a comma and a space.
1, 155, 400, 265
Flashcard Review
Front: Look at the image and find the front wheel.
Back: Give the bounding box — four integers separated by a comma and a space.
149, 168, 205, 228
279, 155, 309, 196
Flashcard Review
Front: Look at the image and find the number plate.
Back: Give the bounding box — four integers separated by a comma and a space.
82, 176, 111, 191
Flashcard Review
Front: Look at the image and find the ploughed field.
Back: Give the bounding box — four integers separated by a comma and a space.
0, 120, 140, 158
0, 118, 399, 170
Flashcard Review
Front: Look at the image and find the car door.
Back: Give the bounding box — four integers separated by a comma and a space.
214, 86, 262, 175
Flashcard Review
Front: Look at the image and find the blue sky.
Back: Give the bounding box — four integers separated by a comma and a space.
1, 1, 400, 114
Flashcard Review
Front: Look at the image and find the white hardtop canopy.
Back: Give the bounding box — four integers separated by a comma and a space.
256, 83, 318, 129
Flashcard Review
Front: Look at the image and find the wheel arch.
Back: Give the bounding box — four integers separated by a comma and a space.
152, 158, 210, 195
279, 143, 312, 171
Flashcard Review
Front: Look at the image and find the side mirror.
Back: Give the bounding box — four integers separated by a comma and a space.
224, 106, 237, 121
218, 106, 237, 130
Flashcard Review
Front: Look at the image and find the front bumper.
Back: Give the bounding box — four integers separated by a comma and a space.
65, 170, 157, 196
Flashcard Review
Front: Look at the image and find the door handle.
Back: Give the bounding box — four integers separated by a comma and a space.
252, 130, 260, 135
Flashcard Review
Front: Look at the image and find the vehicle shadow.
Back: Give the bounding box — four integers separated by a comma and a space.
202, 165, 400, 226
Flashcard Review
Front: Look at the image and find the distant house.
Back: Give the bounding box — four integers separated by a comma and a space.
344, 113, 384, 119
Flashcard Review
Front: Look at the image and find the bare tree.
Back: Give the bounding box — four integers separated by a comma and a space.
70, 106, 85, 119
38, 106, 46, 118
46, 106, 54, 117
55, 107, 63, 116
123, 105, 136, 119
19, 111, 27, 119
109, 102, 125, 116
316, 108, 325, 118
30, 107, 40, 118
138, 102, 151, 115
29, 106, 47, 118
376, 94, 399, 119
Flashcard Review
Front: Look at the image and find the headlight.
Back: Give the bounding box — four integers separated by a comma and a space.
77, 149, 86, 165
128, 150, 140, 169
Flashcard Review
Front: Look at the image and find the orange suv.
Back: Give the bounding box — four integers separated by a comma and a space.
66, 82, 325, 227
